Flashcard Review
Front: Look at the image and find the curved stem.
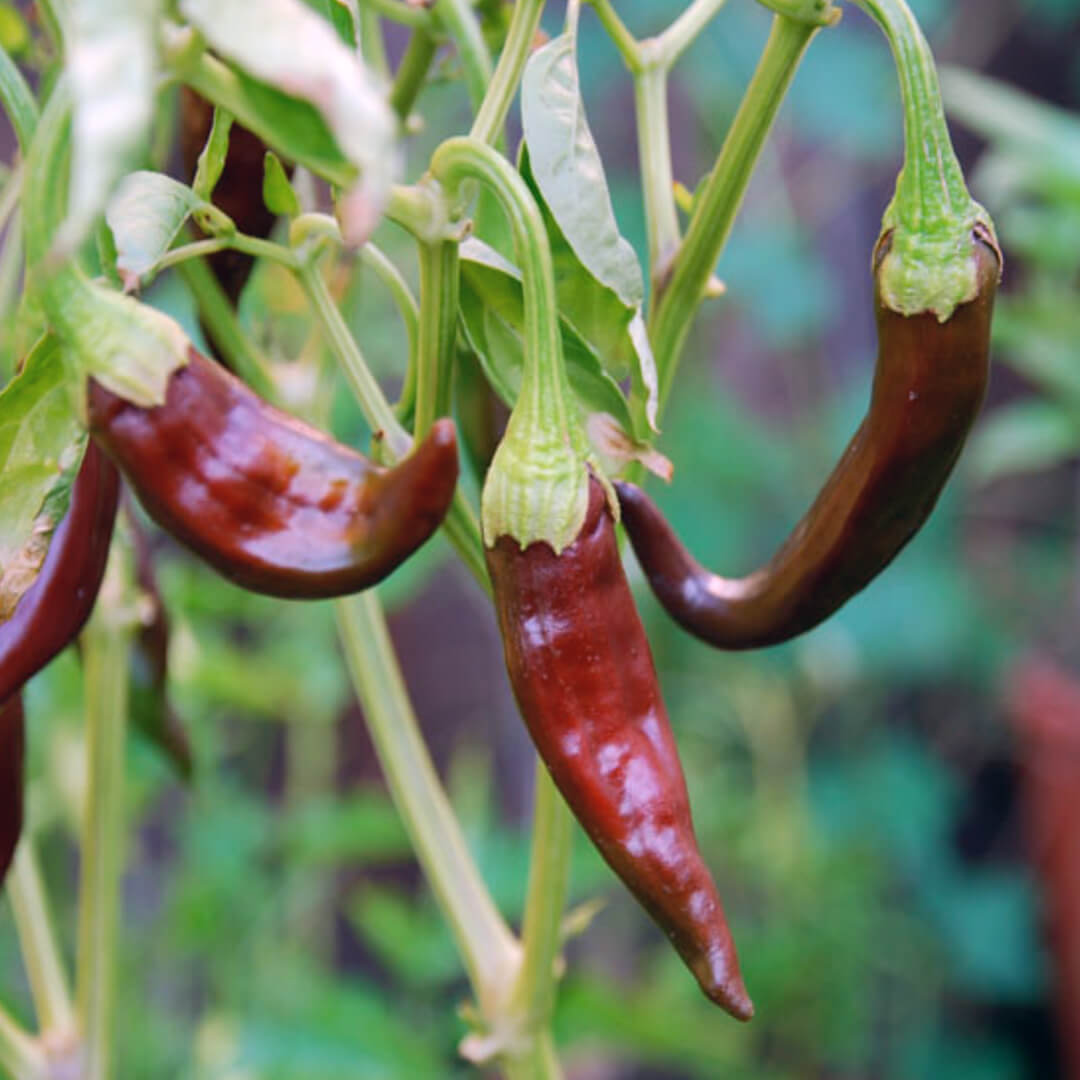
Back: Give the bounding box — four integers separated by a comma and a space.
586, 0, 642, 73
334, 591, 520, 1014
414, 239, 460, 437
8, 842, 76, 1040
363, 0, 433, 29
470, 0, 546, 146
655, 0, 729, 67
649, 15, 817, 413
358, 4, 390, 80
76, 546, 136, 1080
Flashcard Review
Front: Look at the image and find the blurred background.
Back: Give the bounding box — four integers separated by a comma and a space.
5, 0, 1080, 1076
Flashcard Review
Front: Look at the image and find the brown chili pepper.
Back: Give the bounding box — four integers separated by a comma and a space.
88, 348, 459, 599
486, 475, 752, 1020
0, 441, 121, 701
615, 233, 1000, 650
0, 693, 24, 886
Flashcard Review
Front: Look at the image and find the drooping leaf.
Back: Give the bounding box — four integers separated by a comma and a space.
521, 29, 643, 310
106, 171, 204, 289
0, 335, 84, 617
180, 0, 398, 243
63, 0, 160, 252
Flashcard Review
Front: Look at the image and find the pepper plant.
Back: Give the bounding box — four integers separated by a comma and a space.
0, 0, 999, 1075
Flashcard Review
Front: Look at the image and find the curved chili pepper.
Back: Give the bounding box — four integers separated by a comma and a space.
0, 441, 121, 701
615, 233, 1001, 650
88, 349, 459, 599
0, 693, 24, 886
486, 476, 752, 1020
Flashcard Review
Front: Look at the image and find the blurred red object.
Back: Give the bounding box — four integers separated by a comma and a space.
1008, 657, 1080, 1077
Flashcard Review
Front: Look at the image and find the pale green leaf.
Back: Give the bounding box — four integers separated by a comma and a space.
106, 171, 202, 288
521, 29, 643, 309
180, 0, 398, 243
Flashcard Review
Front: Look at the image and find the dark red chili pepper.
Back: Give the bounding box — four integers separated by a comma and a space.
88, 349, 459, 599
0, 693, 24, 886
486, 476, 752, 1020
0, 441, 121, 702
616, 233, 1000, 650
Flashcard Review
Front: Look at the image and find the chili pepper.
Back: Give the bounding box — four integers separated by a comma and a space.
0, 441, 121, 702
615, 233, 1000, 650
0, 693, 24, 886
180, 87, 281, 302
486, 475, 753, 1020
88, 348, 459, 599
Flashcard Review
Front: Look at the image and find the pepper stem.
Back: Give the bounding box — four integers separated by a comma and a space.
430, 138, 589, 553
853, 0, 997, 319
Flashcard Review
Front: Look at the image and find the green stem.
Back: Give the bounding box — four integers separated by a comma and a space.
649, 15, 816, 413
436, 0, 493, 114
300, 258, 491, 592
358, 243, 420, 419
0, 46, 38, 152
853, 0, 992, 317
8, 842, 76, 1040
633, 63, 681, 291
334, 591, 520, 1014
506, 764, 572, 1073
470, 0, 546, 146
430, 137, 586, 551
586, 0, 642, 72
414, 239, 460, 437
654, 0, 729, 66
76, 547, 136, 1080
0, 1006, 46, 1080
175, 251, 279, 400
389, 29, 438, 122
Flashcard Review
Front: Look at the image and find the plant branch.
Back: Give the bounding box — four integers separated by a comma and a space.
390, 29, 439, 121
655, 0, 729, 67
649, 15, 818, 412
0, 45, 38, 152
470, 0, 546, 146
634, 63, 681, 291
586, 0, 642, 73
436, 0, 493, 114
0, 1005, 46, 1080
335, 591, 520, 1015
8, 842, 76, 1041
414, 239, 460, 437
76, 544, 137, 1080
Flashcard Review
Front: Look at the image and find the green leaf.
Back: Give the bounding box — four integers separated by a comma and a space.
458, 238, 636, 442
105, 171, 203, 288
262, 151, 301, 218
521, 29, 643, 310
180, 0, 398, 243
62, 0, 160, 252
0, 335, 84, 618
967, 399, 1080, 483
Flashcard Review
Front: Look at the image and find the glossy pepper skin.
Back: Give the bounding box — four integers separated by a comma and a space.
0, 693, 24, 886
88, 349, 459, 599
0, 441, 121, 701
616, 234, 1001, 650
486, 477, 752, 1020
